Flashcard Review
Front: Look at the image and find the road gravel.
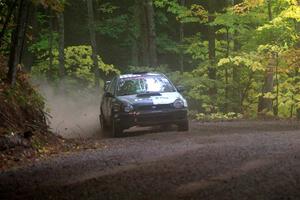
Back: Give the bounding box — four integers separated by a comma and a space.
1, 120, 300, 200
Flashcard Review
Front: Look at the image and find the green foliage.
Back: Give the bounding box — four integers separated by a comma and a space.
195, 112, 243, 121
98, 2, 118, 14
126, 65, 169, 74
32, 45, 120, 88
3, 0, 299, 121
3, 76, 45, 110
30, 32, 59, 55
172, 0, 300, 119
32, 0, 65, 12
184, 33, 208, 61
96, 15, 128, 39
156, 33, 179, 54
154, 0, 208, 23
218, 53, 264, 71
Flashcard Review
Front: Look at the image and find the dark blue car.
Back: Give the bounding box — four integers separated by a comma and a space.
100, 72, 189, 137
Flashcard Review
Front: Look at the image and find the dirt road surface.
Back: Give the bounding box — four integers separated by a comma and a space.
1, 120, 300, 200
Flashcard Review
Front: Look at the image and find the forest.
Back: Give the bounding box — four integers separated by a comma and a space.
0, 0, 300, 120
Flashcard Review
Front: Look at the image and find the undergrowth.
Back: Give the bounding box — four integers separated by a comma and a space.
0, 56, 47, 135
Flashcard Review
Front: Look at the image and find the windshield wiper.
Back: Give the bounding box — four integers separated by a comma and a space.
119, 92, 134, 96
136, 92, 161, 97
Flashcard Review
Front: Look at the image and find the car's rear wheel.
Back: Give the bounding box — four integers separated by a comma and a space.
177, 120, 189, 132
112, 119, 124, 137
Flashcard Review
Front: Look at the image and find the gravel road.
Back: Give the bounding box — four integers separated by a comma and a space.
1, 120, 300, 200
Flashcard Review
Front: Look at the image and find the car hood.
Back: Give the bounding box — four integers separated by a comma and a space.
117, 92, 187, 107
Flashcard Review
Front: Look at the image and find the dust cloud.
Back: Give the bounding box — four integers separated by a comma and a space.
36, 82, 104, 139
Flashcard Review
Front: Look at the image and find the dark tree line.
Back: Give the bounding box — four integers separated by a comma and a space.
6, 0, 30, 85
0, 0, 64, 86
1, 0, 299, 118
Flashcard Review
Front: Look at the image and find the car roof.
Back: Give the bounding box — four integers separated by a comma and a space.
119, 72, 163, 79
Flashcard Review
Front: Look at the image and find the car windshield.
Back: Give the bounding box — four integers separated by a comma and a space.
117, 75, 176, 96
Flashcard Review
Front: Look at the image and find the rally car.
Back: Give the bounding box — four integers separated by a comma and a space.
100, 72, 189, 137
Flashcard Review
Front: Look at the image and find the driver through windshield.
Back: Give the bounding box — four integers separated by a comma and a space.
117, 75, 176, 96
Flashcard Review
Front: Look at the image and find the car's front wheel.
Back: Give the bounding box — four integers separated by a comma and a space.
112, 119, 124, 137
177, 120, 189, 132
100, 113, 109, 131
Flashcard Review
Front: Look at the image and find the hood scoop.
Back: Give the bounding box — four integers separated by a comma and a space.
137, 92, 162, 98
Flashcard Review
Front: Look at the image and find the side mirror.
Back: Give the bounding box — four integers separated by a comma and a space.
176, 85, 185, 93
104, 81, 111, 91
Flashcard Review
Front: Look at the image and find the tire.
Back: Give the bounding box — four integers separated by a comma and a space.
177, 120, 189, 132
112, 119, 124, 137
100, 113, 109, 131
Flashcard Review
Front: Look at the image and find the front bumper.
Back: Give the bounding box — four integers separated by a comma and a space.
114, 109, 188, 129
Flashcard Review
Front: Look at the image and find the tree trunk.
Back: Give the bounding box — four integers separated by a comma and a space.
232, 0, 243, 113
48, 9, 54, 82
46, 9, 53, 83
131, 38, 139, 66
224, 28, 230, 113
179, 0, 185, 73
258, 55, 275, 114
139, 0, 149, 66
267, 0, 272, 21
274, 54, 279, 116
145, 0, 158, 67
208, 0, 217, 110
87, 0, 100, 89
296, 0, 300, 119
0, 0, 18, 47
7, 0, 29, 86
130, 1, 139, 66
57, 11, 65, 78
258, 0, 274, 115
296, 68, 300, 119
22, 4, 37, 72
139, 0, 157, 67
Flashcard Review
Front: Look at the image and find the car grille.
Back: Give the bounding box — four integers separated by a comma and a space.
134, 104, 173, 111
135, 110, 187, 125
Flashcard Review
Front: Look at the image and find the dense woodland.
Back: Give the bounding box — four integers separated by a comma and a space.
0, 0, 300, 120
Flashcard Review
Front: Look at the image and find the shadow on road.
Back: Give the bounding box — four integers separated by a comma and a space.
98, 125, 178, 139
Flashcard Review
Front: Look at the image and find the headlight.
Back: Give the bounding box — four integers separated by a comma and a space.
123, 103, 134, 112
173, 99, 184, 109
